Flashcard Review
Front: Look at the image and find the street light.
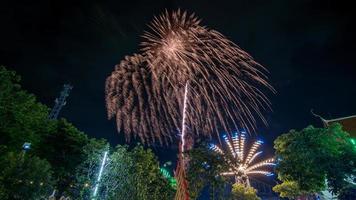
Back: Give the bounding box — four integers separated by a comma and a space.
21, 142, 31, 160
22, 142, 31, 151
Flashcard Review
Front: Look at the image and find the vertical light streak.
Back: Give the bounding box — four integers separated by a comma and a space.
232, 132, 240, 159
181, 82, 189, 153
240, 133, 246, 160
223, 134, 236, 157
93, 151, 108, 198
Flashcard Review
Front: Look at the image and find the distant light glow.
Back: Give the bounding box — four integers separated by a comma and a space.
160, 167, 177, 188
351, 139, 356, 145
266, 173, 274, 176
22, 142, 31, 151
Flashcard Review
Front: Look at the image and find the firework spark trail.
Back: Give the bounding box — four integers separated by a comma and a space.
141, 9, 275, 142
181, 82, 189, 153
105, 54, 175, 144
106, 10, 274, 145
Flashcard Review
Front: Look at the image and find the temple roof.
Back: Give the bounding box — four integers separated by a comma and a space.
323, 115, 356, 137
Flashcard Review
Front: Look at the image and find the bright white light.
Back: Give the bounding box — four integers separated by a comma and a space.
246, 158, 275, 172
246, 170, 273, 176
93, 185, 99, 197
181, 83, 189, 153
221, 172, 235, 176
247, 151, 262, 165
240, 133, 246, 160
232, 132, 240, 158
223, 134, 236, 157
245, 141, 262, 165
92, 151, 108, 198
209, 144, 224, 155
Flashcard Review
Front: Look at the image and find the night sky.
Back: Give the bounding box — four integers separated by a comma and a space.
1, 0, 356, 161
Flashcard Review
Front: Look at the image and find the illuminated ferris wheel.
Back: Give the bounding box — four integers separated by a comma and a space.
209, 131, 275, 186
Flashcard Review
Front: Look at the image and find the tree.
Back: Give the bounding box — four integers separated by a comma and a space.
273, 123, 356, 199
0, 66, 175, 199
0, 66, 54, 152
36, 119, 94, 195
73, 139, 110, 199
272, 180, 306, 199
0, 151, 54, 200
230, 183, 260, 200
187, 145, 229, 200
74, 144, 174, 200
129, 145, 175, 200
0, 66, 109, 198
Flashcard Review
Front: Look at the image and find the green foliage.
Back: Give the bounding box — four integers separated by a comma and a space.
187, 145, 229, 200
272, 180, 306, 199
129, 145, 174, 200
0, 66, 109, 197
74, 140, 110, 199
75, 144, 174, 200
0, 66, 54, 152
0, 66, 175, 199
230, 183, 260, 200
0, 151, 54, 200
36, 119, 94, 195
274, 123, 356, 198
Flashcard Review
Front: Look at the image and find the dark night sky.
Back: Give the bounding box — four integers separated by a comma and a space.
1, 0, 356, 161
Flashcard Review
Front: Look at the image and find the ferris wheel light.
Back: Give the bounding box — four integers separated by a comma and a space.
209, 131, 275, 186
